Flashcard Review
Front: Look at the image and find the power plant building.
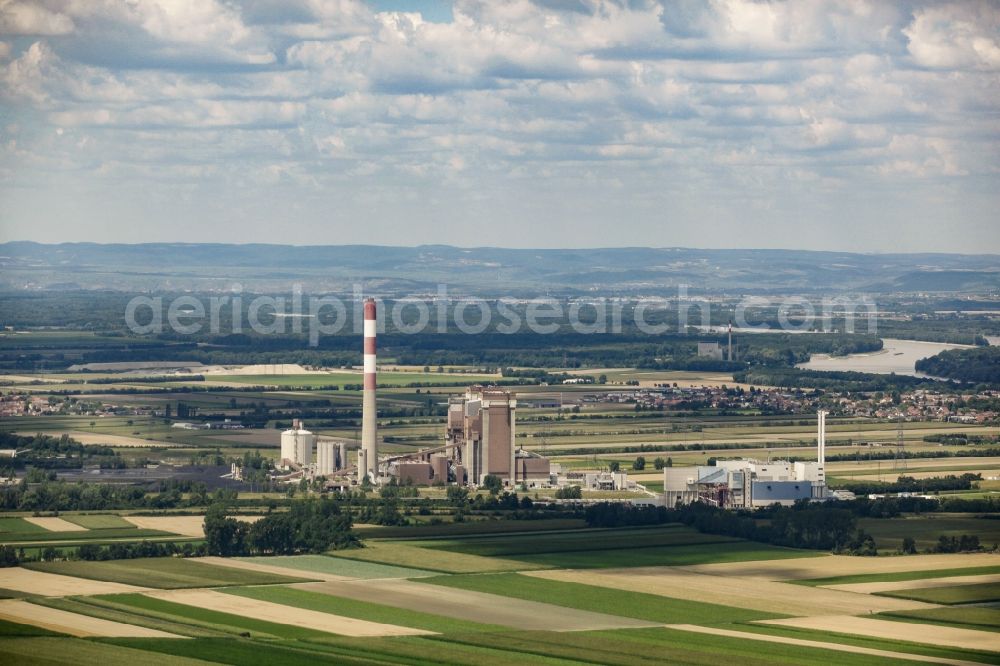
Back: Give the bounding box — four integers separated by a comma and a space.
437, 386, 550, 487
663, 410, 829, 508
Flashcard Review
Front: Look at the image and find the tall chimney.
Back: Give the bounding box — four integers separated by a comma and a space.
360, 298, 378, 482
817, 409, 826, 488
727, 320, 733, 362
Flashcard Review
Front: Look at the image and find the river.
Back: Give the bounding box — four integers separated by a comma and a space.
795, 338, 972, 377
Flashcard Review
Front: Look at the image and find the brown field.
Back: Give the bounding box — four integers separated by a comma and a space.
0, 567, 150, 596
828, 573, 1000, 594
294, 579, 659, 632
197, 556, 345, 582
757, 615, 1000, 652
0, 599, 182, 638
680, 552, 1000, 581
16, 431, 169, 448
527, 568, 935, 616
23, 517, 86, 532
667, 624, 981, 666
124, 515, 262, 537
144, 589, 433, 637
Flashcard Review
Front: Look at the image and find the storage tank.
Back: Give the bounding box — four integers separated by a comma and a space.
316, 440, 336, 475
280, 419, 314, 467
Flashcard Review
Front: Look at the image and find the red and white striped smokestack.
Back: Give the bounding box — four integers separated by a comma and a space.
360, 298, 377, 481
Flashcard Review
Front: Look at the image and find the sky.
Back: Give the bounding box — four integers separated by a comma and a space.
0, 0, 998, 253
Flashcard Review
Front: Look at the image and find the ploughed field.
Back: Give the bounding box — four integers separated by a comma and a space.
2, 521, 1000, 665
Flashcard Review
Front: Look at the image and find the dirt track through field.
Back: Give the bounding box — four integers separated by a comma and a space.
0, 599, 182, 638
124, 515, 262, 537
198, 556, 343, 581
0, 567, 150, 596
667, 624, 985, 666
827, 573, 1000, 594
680, 552, 1000, 581
23, 517, 85, 532
527, 568, 936, 616
295, 579, 660, 631
757, 615, 1000, 652
144, 589, 433, 637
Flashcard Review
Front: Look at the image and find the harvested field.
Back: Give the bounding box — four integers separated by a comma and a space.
123, 514, 261, 537
0, 567, 148, 597
0, 599, 181, 638
828, 573, 1000, 594
757, 615, 1000, 652
23, 517, 86, 532
143, 589, 433, 637
294, 578, 661, 632
527, 568, 936, 616
681, 552, 1000, 581
667, 624, 984, 666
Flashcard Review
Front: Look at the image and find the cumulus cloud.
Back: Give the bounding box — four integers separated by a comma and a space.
0, 0, 997, 251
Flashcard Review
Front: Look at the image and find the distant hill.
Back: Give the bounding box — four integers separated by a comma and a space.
0, 242, 997, 295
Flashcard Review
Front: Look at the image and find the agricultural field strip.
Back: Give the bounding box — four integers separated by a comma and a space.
22, 517, 85, 532
292, 578, 661, 632
123, 515, 262, 537
226, 554, 435, 580
681, 552, 1000, 581
827, 574, 1000, 594
0, 567, 150, 596
0, 599, 182, 638
141, 588, 434, 637
756, 615, 1000, 653
666, 623, 986, 666
12, 431, 171, 447
832, 469, 1000, 482
195, 556, 343, 581
328, 540, 541, 573
526, 568, 938, 617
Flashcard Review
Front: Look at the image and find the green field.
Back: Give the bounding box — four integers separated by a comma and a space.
0, 526, 173, 544
0, 637, 211, 666
793, 565, 1000, 587
61, 515, 134, 529
24, 557, 313, 588
213, 372, 496, 388
329, 540, 544, 574
0, 518, 48, 534
878, 582, 1000, 605
859, 515, 1000, 551
225, 586, 502, 633
881, 606, 1000, 633
425, 572, 783, 624
234, 554, 432, 580
506, 540, 816, 568
95, 594, 334, 640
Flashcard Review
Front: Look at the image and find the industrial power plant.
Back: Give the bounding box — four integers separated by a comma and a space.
272, 299, 837, 508
662, 410, 831, 508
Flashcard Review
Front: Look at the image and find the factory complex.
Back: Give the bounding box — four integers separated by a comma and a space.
266, 298, 839, 511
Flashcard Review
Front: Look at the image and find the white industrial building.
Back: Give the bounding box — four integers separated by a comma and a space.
280, 419, 315, 469
663, 410, 830, 508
